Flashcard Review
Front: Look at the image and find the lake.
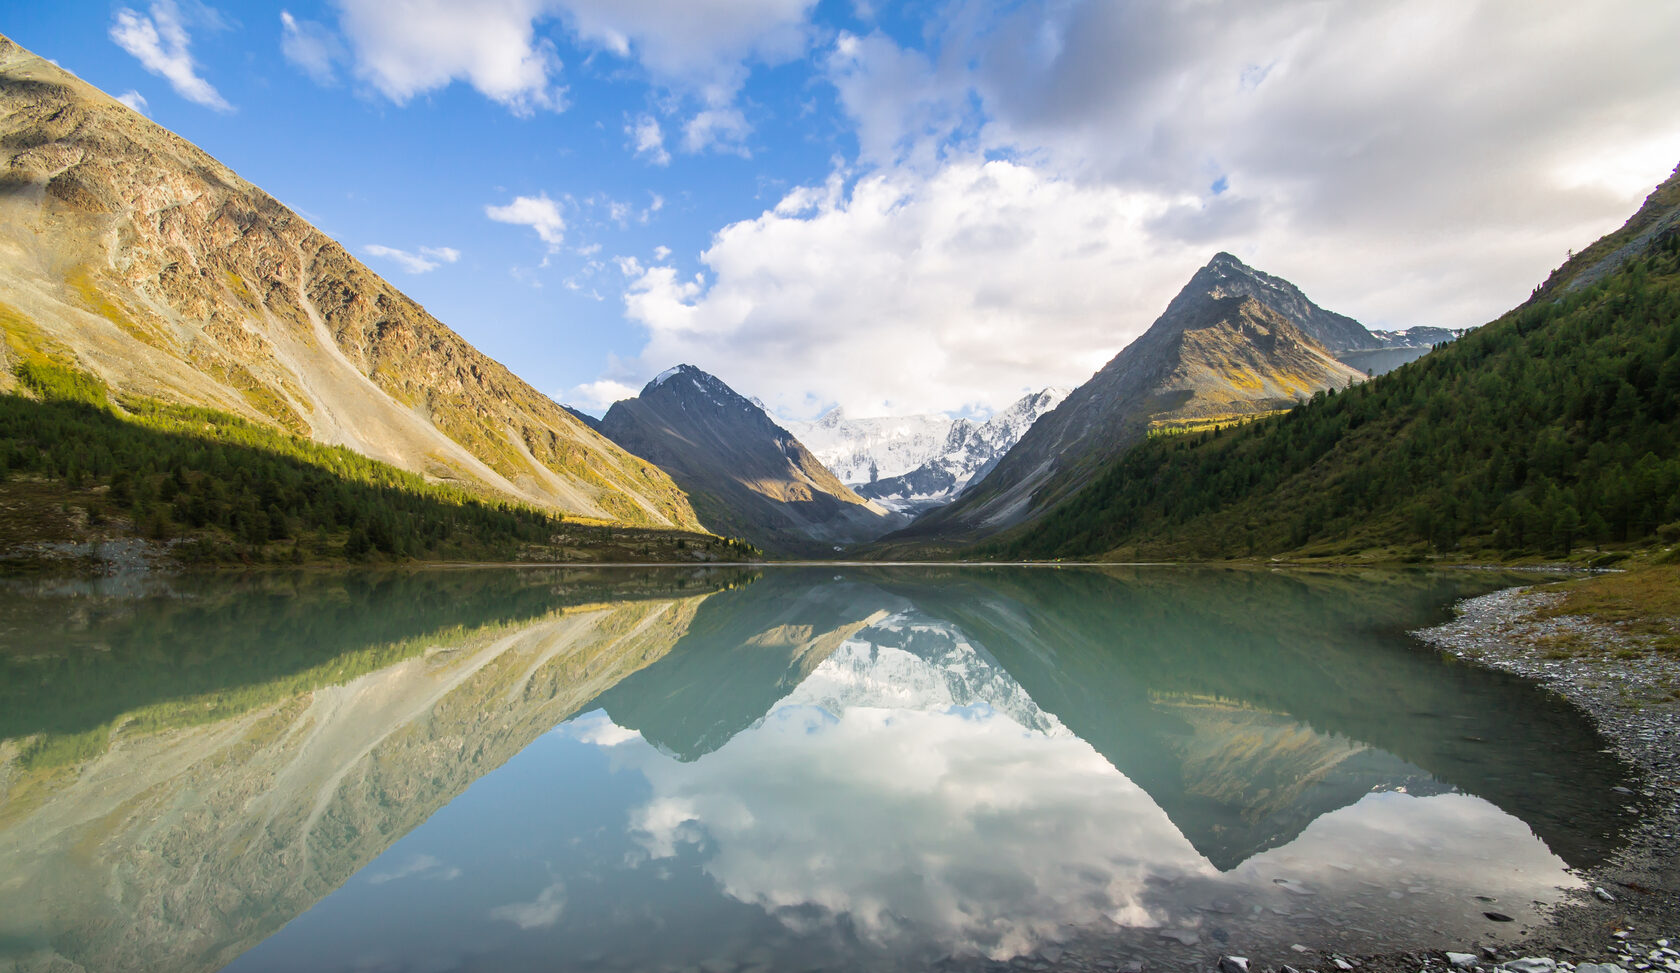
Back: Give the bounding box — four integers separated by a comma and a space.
0, 565, 1635, 972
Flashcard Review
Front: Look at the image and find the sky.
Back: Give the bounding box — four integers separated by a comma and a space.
8, 1, 1680, 420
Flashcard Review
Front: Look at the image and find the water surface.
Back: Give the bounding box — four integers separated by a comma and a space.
0, 566, 1635, 972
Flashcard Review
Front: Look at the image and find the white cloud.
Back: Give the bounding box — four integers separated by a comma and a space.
109, 1, 232, 112
564, 378, 640, 412
826, 31, 969, 168
585, 0, 1680, 418
555, 0, 814, 91
614, 161, 1200, 417
830, 2, 1680, 324
331, 0, 565, 114
280, 10, 342, 85
681, 106, 751, 156
627, 113, 670, 165
364, 243, 461, 274
115, 90, 150, 115
653, 245, 671, 261
489, 881, 566, 929
486, 193, 566, 249
322, 0, 816, 128
557, 0, 816, 153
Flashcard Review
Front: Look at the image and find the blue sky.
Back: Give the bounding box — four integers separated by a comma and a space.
7, 2, 1680, 418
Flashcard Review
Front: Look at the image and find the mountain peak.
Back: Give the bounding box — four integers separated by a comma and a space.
1158, 252, 1373, 353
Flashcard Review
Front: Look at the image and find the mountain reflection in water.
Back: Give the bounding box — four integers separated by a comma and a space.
0, 566, 1634, 973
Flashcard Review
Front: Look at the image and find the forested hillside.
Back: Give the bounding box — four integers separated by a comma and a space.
992, 223, 1680, 562
0, 360, 754, 565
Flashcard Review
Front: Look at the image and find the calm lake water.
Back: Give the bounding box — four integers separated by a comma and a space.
0, 566, 1636, 973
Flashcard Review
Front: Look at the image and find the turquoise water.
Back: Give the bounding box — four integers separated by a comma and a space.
0, 566, 1634, 972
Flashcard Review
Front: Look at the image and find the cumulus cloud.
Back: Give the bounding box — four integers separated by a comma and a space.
109, 1, 232, 112
115, 90, 150, 115
614, 161, 1203, 417
280, 10, 342, 84
627, 113, 670, 165
332, 0, 565, 114
486, 193, 566, 249
364, 244, 461, 274
555, 0, 814, 91
319, 0, 818, 134
580, 0, 1680, 418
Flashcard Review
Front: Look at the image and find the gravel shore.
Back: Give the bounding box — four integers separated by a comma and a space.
1398, 583, 1680, 969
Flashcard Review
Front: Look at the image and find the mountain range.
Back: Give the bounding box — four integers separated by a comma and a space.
6, 28, 1672, 565
785, 387, 1070, 515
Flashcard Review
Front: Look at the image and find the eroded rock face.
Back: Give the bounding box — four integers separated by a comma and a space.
0, 34, 699, 530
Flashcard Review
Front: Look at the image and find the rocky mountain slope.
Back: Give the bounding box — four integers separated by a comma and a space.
598, 365, 899, 554
0, 34, 699, 530
886, 254, 1367, 544
853, 387, 1070, 515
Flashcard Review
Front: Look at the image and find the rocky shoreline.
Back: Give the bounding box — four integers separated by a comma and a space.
1207, 580, 1680, 973
1392, 583, 1680, 973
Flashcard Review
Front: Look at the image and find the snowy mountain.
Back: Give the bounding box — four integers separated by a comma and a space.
782, 389, 1069, 516
782, 409, 955, 484
854, 388, 1071, 515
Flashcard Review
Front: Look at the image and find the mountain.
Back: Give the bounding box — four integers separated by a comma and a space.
853, 387, 1070, 515
783, 408, 956, 484
998, 163, 1680, 561
886, 254, 1367, 544
0, 34, 699, 531
597, 365, 899, 554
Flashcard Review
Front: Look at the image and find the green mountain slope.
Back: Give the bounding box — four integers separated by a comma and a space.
993, 165, 1680, 562
0, 360, 748, 566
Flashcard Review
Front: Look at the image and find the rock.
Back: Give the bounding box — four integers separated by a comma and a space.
1576, 964, 1629, 973
1448, 953, 1479, 968
1597, 887, 1619, 903
1335, 959, 1356, 971
1219, 957, 1250, 973
1159, 929, 1200, 946
1501, 959, 1557, 973
1484, 912, 1516, 922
